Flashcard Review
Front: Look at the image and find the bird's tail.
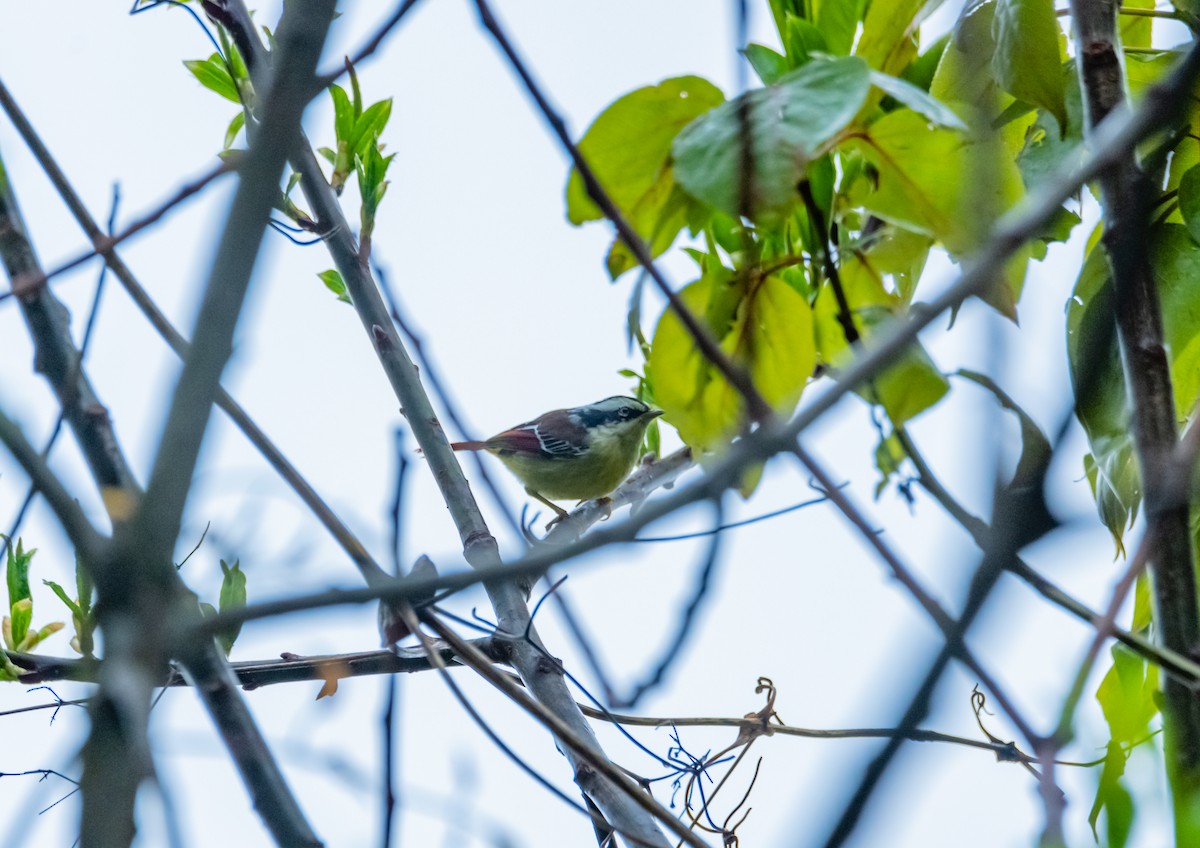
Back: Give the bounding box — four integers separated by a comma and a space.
450, 440, 488, 451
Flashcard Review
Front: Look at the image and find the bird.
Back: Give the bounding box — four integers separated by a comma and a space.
451, 396, 663, 521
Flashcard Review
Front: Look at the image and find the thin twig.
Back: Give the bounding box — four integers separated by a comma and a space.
218, 3, 677, 840
470, 0, 770, 421
312, 0, 423, 90
2, 159, 236, 303
0, 74, 390, 589
2, 185, 117, 560
422, 614, 711, 848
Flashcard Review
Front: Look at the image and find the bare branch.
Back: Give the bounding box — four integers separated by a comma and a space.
0, 406, 105, 562
1069, 0, 1200, 816
423, 613, 712, 848
469, 0, 769, 420
1, 157, 236, 304
0, 77, 389, 588
215, 2, 678, 841
0, 147, 140, 514
312, 0, 423, 90
9, 641, 505, 688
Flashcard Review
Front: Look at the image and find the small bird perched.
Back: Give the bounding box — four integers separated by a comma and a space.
451, 396, 663, 520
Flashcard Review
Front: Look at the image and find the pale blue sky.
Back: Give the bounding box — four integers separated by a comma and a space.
0, 2, 1159, 847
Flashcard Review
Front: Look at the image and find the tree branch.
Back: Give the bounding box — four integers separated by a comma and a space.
9, 640, 504, 687
0, 76, 389, 588
4, 3, 339, 845
215, 3, 675, 842
422, 613, 711, 848
0, 405, 105, 562
0, 148, 140, 517
897, 426, 1200, 686
1069, 0, 1200, 825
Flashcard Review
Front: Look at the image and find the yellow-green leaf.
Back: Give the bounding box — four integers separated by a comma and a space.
854, 0, 923, 76
567, 76, 724, 226
992, 0, 1067, 132
843, 108, 1028, 317
650, 274, 815, 451
673, 58, 871, 219
813, 258, 949, 424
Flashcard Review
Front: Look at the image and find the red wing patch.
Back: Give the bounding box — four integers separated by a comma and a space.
485, 426, 552, 456
486, 423, 585, 459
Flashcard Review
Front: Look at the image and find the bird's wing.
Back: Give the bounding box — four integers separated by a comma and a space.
486, 417, 586, 459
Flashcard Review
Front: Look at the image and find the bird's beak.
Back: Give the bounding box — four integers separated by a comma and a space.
646, 409, 665, 419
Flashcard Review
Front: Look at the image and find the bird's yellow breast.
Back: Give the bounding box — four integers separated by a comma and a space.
493, 425, 644, 501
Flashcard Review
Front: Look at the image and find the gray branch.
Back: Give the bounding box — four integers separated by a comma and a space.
214, 2, 680, 843
0, 75, 388, 588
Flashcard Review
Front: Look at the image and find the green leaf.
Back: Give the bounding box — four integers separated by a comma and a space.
843, 110, 966, 246
1063, 224, 1200, 546
854, 0, 923, 75
329, 84, 354, 142
782, 14, 828, 65
318, 269, 352, 304
8, 598, 31, 652
813, 259, 949, 424
673, 57, 871, 219
992, 0, 1067, 132
1097, 643, 1159, 744
1129, 575, 1151, 634
604, 179, 694, 280
357, 147, 396, 221
1120, 0, 1155, 49
43, 580, 82, 620
219, 559, 247, 613
867, 70, 968, 130
1068, 241, 1138, 551
349, 99, 392, 158
183, 55, 241, 104
348, 60, 363, 119
1148, 224, 1200, 416
20, 620, 63, 652
1016, 95, 1083, 192
902, 33, 950, 93
75, 554, 93, 619
5, 536, 33, 610
744, 44, 790, 85
649, 270, 816, 451
861, 224, 933, 302
44, 576, 91, 657
816, 0, 865, 57
223, 111, 246, 150
1088, 741, 1135, 848
1083, 447, 1139, 556
216, 559, 247, 656
931, 0, 998, 109
226, 40, 249, 84
873, 430, 907, 497
843, 108, 1028, 317
567, 76, 724, 227
1178, 165, 1200, 245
